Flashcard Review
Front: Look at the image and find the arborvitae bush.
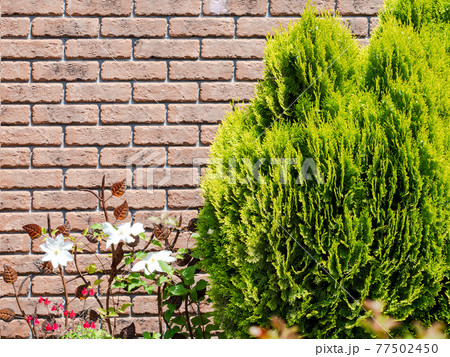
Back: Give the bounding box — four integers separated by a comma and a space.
195, 0, 449, 338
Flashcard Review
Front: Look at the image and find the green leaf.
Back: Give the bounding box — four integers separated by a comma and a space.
191, 315, 207, 326
168, 284, 188, 296
107, 307, 118, 317
144, 284, 154, 295
118, 303, 133, 312
94, 279, 103, 286
196, 279, 208, 291
142, 331, 151, 339
177, 248, 189, 254
139, 232, 146, 240
97, 308, 107, 317
82, 227, 88, 236
164, 309, 174, 322
181, 266, 196, 281
172, 316, 186, 326
112, 281, 126, 289
191, 233, 200, 240
194, 326, 203, 339
135, 251, 147, 260
159, 261, 174, 277
156, 275, 170, 285
124, 257, 133, 265
41, 227, 47, 235
164, 326, 181, 339
90, 223, 103, 230
205, 324, 219, 333
190, 288, 198, 303
152, 239, 162, 248
86, 264, 97, 274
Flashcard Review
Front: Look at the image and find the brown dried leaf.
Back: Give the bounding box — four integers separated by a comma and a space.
0, 308, 15, 322
112, 242, 124, 267
55, 221, 70, 237
187, 218, 198, 232
35, 261, 54, 275
84, 229, 99, 244
23, 224, 42, 240
119, 322, 136, 339
114, 201, 129, 221
153, 225, 170, 241
88, 309, 99, 322
111, 179, 126, 197
3, 265, 17, 284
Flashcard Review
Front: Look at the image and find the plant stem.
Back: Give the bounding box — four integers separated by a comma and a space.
157, 285, 163, 337
59, 267, 69, 329
184, 297, 194, 339
13, 283, 37, 339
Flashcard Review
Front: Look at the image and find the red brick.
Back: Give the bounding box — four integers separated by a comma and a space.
134, 126, 198, 146
135, 39, 199, 59
66, 83, 131, 103
135, 0, 200, 15
0, 212, 63, 232
201, 82, 257, 102
32, 148, 98, 167
0, 17, 30, 37
33, 105, 99, 125
100, 148, 166, 167
0, 234, 30, 253
0, 62, 30, 81
32, 62, 98, 82
101, 105, 165, 124
130, 296, 158, 315
0, 0, 63, 15
370, 17, 379, 35
134, 83, 198, 103
67, 0, 132, 16
65, 169, 131, 189
101, 61, 166, 81
0, 148, 30, 167
0, 320, 29, 338
236, 61, 264, 80
106, 190, 166, 210
66, 39, 132, 59
65, 212, 108, 231
134, 168, 199, 188
0, 105, 30, 125
169, 18, 234, 37
202, 39, 265, 59
337, 0, 384, 16
169, 61, 233, 81
168, 104, 230, 124
32, 18, 98, 37
0, 255, 44, 274
201, 125, 219, 145
271, 0, 335, 15
237, 17, 298, 37
31, 275, 99, 295
168, 189, 203, 209
339, 17, 368, 37
168, 147, 210, 166
0, 84, 63, 104
203, 0, 267, 15
101, 18, 166, 37
33, 191, 98, 210
0, 192, 30, 211
133, 210, 198, 230
65, 126, 131, 146
0, 40, 62, 59
1, 127, 62, 146
0, 169, 62, 189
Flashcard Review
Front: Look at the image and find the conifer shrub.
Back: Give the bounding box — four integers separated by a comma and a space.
195, 0, 449, 338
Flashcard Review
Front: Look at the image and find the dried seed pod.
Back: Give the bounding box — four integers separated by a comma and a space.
111, 179, 126, 197
75, 282, 90, 300
55, 221, 70, 237
3, 265, 18, 284
126, 234, 139, 248
187, 218, 198, 232
114, 201, 129, 220
84, 229, 98, 244
88, 309, 99, 322
0, 308, 15, 322
35, 260, 54, 275
167, 295, 183, 310
23, 224, 42, 240
153, 225, 170, 241
119, 322, 136, 339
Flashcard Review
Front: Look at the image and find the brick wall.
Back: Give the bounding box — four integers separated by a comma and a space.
0, 0, 383, 338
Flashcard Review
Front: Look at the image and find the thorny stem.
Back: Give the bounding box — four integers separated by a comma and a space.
59, 267, 69, 329
13, 283, 37, 339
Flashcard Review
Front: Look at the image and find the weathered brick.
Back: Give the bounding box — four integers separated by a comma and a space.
65, 212, 109, 231
32, 18, 98, 37
133, 210, 198, 230
65, 169, 131, 189
0, 255, 44, 274
66, 83, 131, 103
33, 105, 99, 125
67, 0, 132, 16
168, 189, 203, 209
0, 0, 63, 15
134, 168, 199, 188
0, 320, 29, 338
0, 105, 30, 125
130, 296, 158, 315
0, 17, 30, 37
66, 39, 132, 59
101, 18, 166, 37
0, 234, 30, 253
0, 192, 31, 211
0, 169, 62, 189
134, 126, 198, 146
0, 40, 62, 59
31, 275, 98, 295
337, 0, 384, 16
134, 83, 198, 103
33, 191, 98, 210
107, 190, 166, 210
169, 61, 233, 81
0, 62, 30, 81
101, 105, 165, 124
135, 0, 200, 15
0, 148, 30, 167
201, 82, 257, 102
1, 127, 62, 146
100, 147, 165, 167
203, 0, 267, 15
135, 39, 199, 59
236, 61, 264, 80
370, 17, 379, 35
271, 0, 335, 15
167, 147, 210, 166
237, 17, 298, 37
202, 39, 265, 59
201, 125, 219, 145
339, 17, 368, 37
168, 104, 230, 124
32, 62, 98, 82
32, 148, 98, 167
65, 126, 131, 146
169, 18, 234, 37
101, 61, 166, 81
0, 84, 63, 104
0, 212, 63, 232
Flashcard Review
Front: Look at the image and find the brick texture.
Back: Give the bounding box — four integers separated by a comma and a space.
0, 0, 380, 338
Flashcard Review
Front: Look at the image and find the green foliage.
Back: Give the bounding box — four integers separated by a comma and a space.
60, 325, 113, 339
196, 2, 450, 338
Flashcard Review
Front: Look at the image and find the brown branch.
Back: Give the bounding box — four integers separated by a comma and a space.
59, 267, 69, 329
80, 189, 101, 200
184, 296, 194, 339
13, 283, 37, 339
157, 284, 163, 337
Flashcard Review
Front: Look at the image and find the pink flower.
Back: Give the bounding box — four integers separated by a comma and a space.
44, 298, 50, 306
64, 310, 68, 317
83, 321, 90, 329
59, 303, 64, 310
51, 305, 57, 311
89, 289, 95, 296
90, 321, 96, 329
38, 297, 44, 303
69, 311, 76, 319
82, 288, 88, 295
52, 323, 59, 331
34, 318, 40, 325
26, 315, 33, 323
45, 324, 52, 332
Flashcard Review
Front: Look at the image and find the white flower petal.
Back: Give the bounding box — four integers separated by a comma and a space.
118, 222, 131, 232
102, 222, 116, 236
40, 244, 51, 254
129, 222, 145, 236
147, 262, 160, 273
132, 261, 147, 272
